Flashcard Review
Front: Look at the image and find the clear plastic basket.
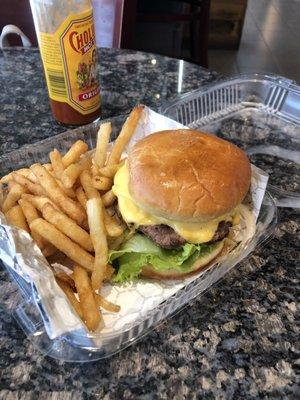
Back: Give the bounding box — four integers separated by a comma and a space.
0, 114, 277, 362
161, 73, 300, 208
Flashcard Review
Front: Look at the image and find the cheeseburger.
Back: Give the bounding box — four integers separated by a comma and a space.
109, 129, 251, 281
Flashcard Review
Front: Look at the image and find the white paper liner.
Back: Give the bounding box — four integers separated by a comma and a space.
0, 106, 268, 340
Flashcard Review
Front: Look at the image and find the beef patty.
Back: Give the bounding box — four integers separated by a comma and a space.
139, 221, 232, 249
139, 224, 186, 249
209, 221, 232, 243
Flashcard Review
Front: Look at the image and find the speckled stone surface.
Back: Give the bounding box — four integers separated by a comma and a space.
0, 48, 299, 399
0, 47, 218, 153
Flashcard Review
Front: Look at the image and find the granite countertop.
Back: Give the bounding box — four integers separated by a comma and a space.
0, 48, 298, 399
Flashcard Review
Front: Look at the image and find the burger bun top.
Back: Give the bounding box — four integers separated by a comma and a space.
128, 129, 251, 222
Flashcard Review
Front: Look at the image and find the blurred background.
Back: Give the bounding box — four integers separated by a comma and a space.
1, 0, 299, 82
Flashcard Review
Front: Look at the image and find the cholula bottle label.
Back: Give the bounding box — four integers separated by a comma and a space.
38, 8, 101, 115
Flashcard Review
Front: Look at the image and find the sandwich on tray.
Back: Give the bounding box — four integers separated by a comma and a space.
110, 128, 252, 282
0, 105, 256, 332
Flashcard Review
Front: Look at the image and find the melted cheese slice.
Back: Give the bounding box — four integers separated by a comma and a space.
112, 163, 233, 244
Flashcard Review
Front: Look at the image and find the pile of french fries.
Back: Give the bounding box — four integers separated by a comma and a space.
0, 105, 144, 332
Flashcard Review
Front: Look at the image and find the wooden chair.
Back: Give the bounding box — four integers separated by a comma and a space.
121, 0, 211, 67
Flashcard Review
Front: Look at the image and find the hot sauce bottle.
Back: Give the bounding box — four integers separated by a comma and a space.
30, 0, 101, 125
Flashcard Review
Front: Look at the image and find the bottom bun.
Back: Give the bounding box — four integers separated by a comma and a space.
141, 240, 225, 280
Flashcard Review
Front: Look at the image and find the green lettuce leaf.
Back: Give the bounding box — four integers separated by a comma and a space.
109, 233, 217, 282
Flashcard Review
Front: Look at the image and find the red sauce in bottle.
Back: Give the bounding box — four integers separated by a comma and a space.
31, 1, 101, 125
50, 99, 100, 125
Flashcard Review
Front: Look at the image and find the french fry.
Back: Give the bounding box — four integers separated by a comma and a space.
0, 119, 145, 327
73, 265, 101, 331
105, 206, 116, 217
107, 105, 143, 165
87, 197, 108, 290
56, 179, 77, 199
98, 162, 122, 178
21, 194, 58, 211
42, 243, 57, 258
92, 176, 112, 191
11, 170, 38, 183
1, 168, 30, 184
18, 198, 39, 222
107, 234, 125, 250
61, 155, 92, 189
94, 122, 112, 168
103, 210, 124, 237
5, 205, 29, 232
80, 170, 100, 199
50, 149, 64, 179
57, 279, 83, 319
54, 271, 76, 291
7, 180, 15, 191
0, 173, 13, 184
2, 183, 27, 212
26, 171, 38, 183
18, 198, 46, 250
104, 264, 115, 280
0, 183, 4, 210
75, 186, 88, 210
91, 163, 100, 177
30, 219, 95, 271
41, 203, 93, 252
30, 164, 86, 226
12, 172, 46, 196
102, 189, 116, 207
81, 217, 90, 232
15, 168, 31, 178
43, 163, 53, 171
95, 293, 120, 313
62, 140, 88, 168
